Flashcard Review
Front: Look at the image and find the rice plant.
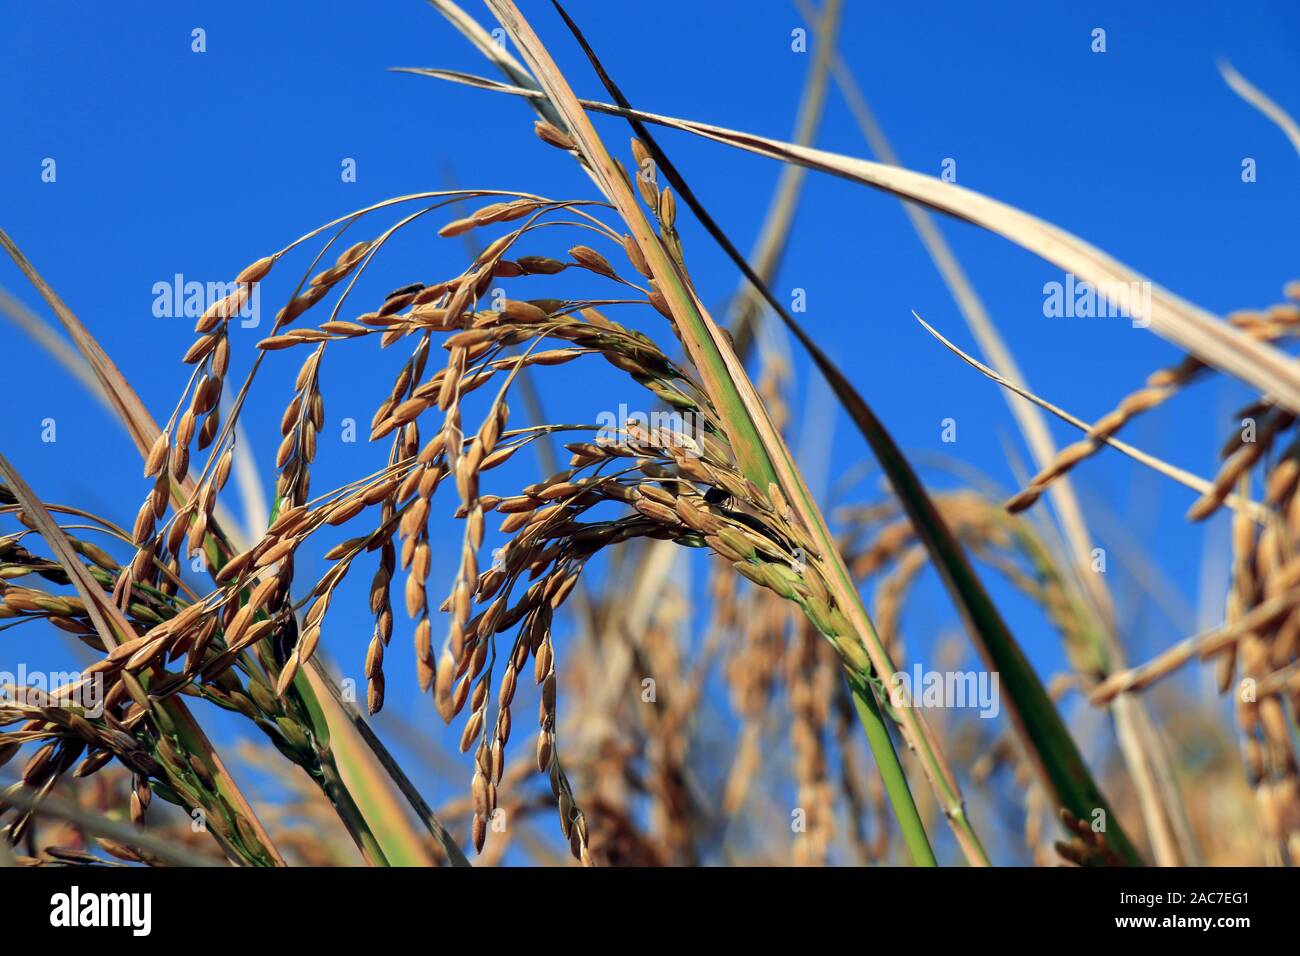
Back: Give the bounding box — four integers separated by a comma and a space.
1, 0, 1297, 871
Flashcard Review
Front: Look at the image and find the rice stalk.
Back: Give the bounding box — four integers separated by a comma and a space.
1, 785, 221, 868
546, 0, 1144, 865
915, 314, 1268, 522
726, 0, 840, 358
0, 455, 284, 866
794, 0, 1194, 862
482, 0, 972, 866
0, 227, 456, 867
1218, 59, 1300, 157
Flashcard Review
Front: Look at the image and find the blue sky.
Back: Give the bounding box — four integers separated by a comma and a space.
2, 2, 1299, 861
